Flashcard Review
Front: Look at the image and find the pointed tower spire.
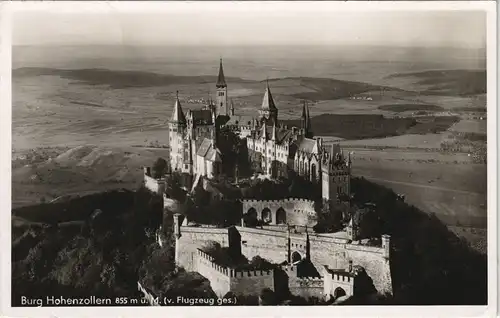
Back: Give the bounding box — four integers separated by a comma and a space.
261, 80, 277, 111
170, 90, 186, 124
216, 58, 227, 88
261, 123, 268, 140
230, 99, 235, 116
272, 122, 277, 141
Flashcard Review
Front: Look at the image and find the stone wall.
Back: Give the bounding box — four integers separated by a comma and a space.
177, 226, 230, 271
176, 225, 393, 296
195, 249, 231, 297
144, 174, 165, 195
281, 265, 324, 299
195, 249, 275, 297
242, 198, 317, 227
322, 266, 355, 298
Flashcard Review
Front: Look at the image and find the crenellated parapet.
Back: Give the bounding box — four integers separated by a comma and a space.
242, 198, 314, 205
196, 249, 274, 279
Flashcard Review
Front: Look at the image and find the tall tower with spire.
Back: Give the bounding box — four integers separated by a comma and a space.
259, 79, 278, 124
216, 58, 228, 116
301, 101, 313, 138
169, 91, 187, 172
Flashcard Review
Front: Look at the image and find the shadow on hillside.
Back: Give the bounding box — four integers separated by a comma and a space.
351, 177, 487, 305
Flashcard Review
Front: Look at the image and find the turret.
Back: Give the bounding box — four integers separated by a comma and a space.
230, 99, 235, 116
301, 101, 312, 138
271, 122, 277, 141
259, 79, 278, 124
261, 124, 268, 141
382, 234, 391, 259
173, 213, 182, 239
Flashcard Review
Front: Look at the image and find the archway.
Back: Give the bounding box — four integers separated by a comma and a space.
333, 287, 346, 299
291, 251, 302, 263
245, 208, 258, 227
276, 208, 287, 224
262, 208, 272, 224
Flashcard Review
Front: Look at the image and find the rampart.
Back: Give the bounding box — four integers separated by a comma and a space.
280, 264, 324, 299
195, 249, 275, 297
175, 225, 393, 296
143, 168, 165, 195
242, 198, 317, 227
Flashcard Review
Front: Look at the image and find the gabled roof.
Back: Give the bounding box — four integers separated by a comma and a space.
170, 93, 186, 124
261, 81, 277, 111
189, 109, 213, 125
296, 137, 318, 154
254, 125, 295, 145
216, 58, 227, 88
196, 138, 222, 163
225, 115, 255, 127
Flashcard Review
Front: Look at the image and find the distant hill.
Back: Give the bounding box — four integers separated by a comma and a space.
266, 77, 404, 101
12, 67, 252, 89
387, 69, 486, 96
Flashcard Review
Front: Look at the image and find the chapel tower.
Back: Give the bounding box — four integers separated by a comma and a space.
216, 58, 228, 116
169, 91, 187, 172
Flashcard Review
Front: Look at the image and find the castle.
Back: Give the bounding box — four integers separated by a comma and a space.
167, 59, 351, 202
142, 60, 392, 304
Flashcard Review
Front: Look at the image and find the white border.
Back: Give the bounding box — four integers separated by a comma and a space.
1, 1, 497, 318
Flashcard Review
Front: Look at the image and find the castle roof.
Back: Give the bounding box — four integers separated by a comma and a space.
196, 138, 222, 162
254, 125, 294, 144
296, 137, 318, 154
225, 115, 255, 127
261, 80, 277, 111
216, 58, 227, 88
188, 109, 214, 125
170, 92, 186, 124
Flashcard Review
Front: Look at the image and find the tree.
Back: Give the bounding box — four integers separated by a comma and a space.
152, 157, 168, 179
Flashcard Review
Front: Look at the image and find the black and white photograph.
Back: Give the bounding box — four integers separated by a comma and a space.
1, 1, 497, 316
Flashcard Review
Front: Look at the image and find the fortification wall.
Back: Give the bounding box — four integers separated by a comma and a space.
144, 174, 165, 195
237, 227, 288, 264
177, 226, 230, 271
229, 270, 275, 296
195, 249, 274, 297
177, 225, 393, 295
281, 265, 324, 299
242, 198, 317, 227
196, 249, 231, 297
308, 235, 392, 295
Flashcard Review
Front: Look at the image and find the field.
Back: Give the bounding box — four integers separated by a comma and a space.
12, 45, 488, 252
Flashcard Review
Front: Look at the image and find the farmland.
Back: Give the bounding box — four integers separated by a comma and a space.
12, 45, 487, 253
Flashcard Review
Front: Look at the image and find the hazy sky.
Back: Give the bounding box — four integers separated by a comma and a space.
12, 3, 487, 48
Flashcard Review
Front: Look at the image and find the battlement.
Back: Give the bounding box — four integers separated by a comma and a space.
293, 276, 324, 287
196, 249, 274, 278
241, 198, 315, 206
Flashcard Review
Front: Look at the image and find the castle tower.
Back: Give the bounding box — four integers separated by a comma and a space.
259, 80, 278, 124
321, 144, 351, 202
301, 101, 312, 138
169, 91, 187, 172
215, 58, 228, 116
